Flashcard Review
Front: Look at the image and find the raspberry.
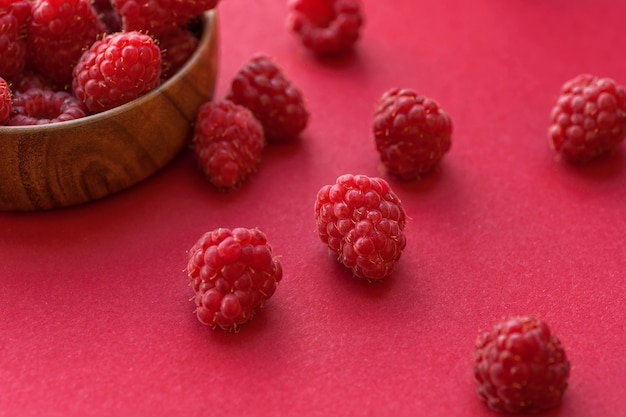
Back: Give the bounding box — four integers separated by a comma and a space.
0, 5, 27, 78
0, 77, 12, 125
226, 54, 309, 143
26, 0, 106, 87
548, 74, 626, 163
473, 316, 570, 414
287, 0, 363, 56
187, 227, 283, 331
192, 100, 265, 189
158, 27, 199, 81
373, 88, 453, 180
314, 174, 407, 280
72, 31, 162, 114
112, 0, 219, 37
8, 87, 88, 125
6, 69, 55, 95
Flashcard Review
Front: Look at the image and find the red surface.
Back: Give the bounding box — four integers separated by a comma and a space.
1, 0, 625, 416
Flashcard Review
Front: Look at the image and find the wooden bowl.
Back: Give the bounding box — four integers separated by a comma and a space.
0, 11, 219, 211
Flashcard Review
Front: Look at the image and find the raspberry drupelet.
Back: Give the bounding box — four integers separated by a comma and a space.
187, 227, 283, 331
226, 54, 309, 143
287, 0, 363, 56
192, 100, 265, 189
314, 174, 407, 280
548, 74, 626, 163
373, 88, 453, 180
473, 316, 570, 414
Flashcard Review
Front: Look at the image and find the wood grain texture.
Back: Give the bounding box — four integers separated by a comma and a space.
0, 11, 219, 211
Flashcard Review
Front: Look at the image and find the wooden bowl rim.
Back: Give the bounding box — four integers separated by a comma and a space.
0, 10, 217, 134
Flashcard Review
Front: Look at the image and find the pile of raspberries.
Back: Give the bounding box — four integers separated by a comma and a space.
0, 0, 220, 125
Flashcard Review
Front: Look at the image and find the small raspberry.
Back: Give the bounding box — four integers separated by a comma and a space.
72, 31, 162, 114
287, 0, 363, 56
0, 6, 27, 78
373, 88, 453, 180
226, 54, 309, 143
112, 0, 219, 37
8, 87, 87, 125
192, 100, 265, 189
0, 77, 12, 125
26, 0, 106, 87
314, 174, 407, 280
548, 74, 626, 163
474, 316, 570, 414
187, 227, 283, 331
158, 27, 199, 81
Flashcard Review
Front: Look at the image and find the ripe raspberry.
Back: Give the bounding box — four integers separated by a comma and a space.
192, 100, 265, 189
226, 54, 309, 143
0, 4, 28, 78
373, 88, 453, 180
112, 0, 219, 37
187, 227, 283, 331
548, 74, 626, 163
26, 0, 106, 87
0, 77, 12, 125
314, 174, 407, 280
8, 88, 88, 125
158, 27, 199, 81
72, 31, 162, 114
474, 316, 570, 414
287, 0, 363, 56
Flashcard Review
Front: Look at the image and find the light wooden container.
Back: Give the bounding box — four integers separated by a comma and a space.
0, 11, 219, 211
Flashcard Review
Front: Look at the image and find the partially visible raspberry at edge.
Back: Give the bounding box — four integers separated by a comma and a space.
192, 100, 265, 189
287, 0, 363, 56
548, 74, 626, 163
226, 54, 309, 143
8, 88, 88, 125
473, 316, 570, 414
314, 173, 407, 280
187, 227, 283, 331
373, 88, 453, 180
0, 77, 12, 125
72, 31, 162, 114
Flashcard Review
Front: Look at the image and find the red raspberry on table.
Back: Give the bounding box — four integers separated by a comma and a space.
26, 0, 106, 87
8, 88, 88, 125
314, 174, 407, 280
192, 100, 265, 189
72, 31, 162, 114
226, 54, 309, 143
373, 88, 453, 180
0, 77, 12, 125
548, 74, 626, 163
0, 3, 28, 78
473, 316, 570, 414
112, 0, 219, 37
187, 227, 283, 331
287, 0, 363, 56
158, 27, 199, 81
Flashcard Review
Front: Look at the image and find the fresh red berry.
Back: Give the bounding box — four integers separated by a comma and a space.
373, 88, 453, 180
0, 77, 12, 125
226, 54, 309, 143
26, 0, 106, 87
158, 27, 199, 81
8, 87, 87, 125
187, 227, 283, 331
72, 31, 162, 114
548, 74, 626, 163
314, 174, 407, 280
474, 316, 570, 414
112, 0, 219, 37
0, 4, 28, 78
287, 0, 363, 56
192, 100, 265, 189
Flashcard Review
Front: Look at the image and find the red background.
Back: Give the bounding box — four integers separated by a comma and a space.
1, 0, 625, 416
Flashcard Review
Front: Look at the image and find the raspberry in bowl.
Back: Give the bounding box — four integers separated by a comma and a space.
0, 10, 218, 211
